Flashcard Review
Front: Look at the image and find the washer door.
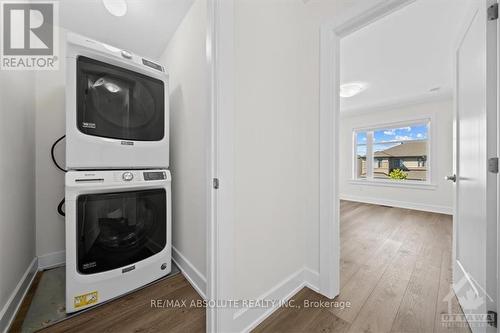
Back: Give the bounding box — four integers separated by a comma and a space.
77, 188, 166, 274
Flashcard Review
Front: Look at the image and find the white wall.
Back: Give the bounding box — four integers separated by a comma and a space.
232, 0, 367, 303
160, 0, 208, 289
233, 1, 310, 300
35, 29, 67, 268
339, 98, 454, 213
0, 70, 37, 329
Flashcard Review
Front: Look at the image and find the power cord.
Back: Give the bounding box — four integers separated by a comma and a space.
51, 135, 66, 217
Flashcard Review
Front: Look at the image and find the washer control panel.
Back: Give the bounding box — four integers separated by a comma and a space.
68, 170, 170, 187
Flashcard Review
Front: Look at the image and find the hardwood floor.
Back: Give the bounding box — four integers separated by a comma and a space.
18, 201, 469, 332
253, 201, 471, 333
37, 273, 205, 333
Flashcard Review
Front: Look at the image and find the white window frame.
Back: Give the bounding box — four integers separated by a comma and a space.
351, 118, 436, 189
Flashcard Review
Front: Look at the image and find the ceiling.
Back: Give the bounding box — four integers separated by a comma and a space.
340, 0, 470, 112
59, 0, 195, 59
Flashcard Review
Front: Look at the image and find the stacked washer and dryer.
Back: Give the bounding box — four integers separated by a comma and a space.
64, 33, 172, 313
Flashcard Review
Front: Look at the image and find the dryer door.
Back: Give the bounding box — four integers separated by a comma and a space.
77, 188, 166, 274
76, 56, 165, 141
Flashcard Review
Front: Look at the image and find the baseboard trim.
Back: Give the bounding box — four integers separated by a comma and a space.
0, 257, 38, 333
303, 267, 320, 292
233, 267, 319, 333
340, 194, 453, 215
171, 246, 206, 299
38, 250, 65, 270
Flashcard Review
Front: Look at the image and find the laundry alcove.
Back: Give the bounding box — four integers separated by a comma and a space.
1, 1, 211, 332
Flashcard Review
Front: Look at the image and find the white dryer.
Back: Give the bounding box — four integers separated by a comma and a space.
65, 33, 169, 170
65, 169, 172, 313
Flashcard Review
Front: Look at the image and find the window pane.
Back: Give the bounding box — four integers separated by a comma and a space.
373, 124, 428, 181
355, 131, 367, 179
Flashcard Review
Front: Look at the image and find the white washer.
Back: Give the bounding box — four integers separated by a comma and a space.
65, 169, 172, 313
65, 33, 169, 170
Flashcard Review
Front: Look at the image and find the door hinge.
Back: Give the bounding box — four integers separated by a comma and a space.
488, 311, 497, 328
488, 157, 499, 173
213, 178, 219, 189
488, 3, 498, 20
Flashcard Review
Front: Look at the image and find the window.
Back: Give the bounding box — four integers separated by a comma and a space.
353, 121, 430, 182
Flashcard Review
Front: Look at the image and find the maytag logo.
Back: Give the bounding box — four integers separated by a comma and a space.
1, 1, 59, 70
121, 141, 134, 146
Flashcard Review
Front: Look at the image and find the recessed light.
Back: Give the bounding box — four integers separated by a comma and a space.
102, 0, 127, 17
340, 82, 367, 98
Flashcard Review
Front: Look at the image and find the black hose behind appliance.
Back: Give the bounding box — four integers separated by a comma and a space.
57, 198, 66, 217
51, 135, 66, 217
51, 135, 67, 173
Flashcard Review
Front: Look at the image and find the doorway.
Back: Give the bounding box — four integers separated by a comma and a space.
319, 0, 498, 331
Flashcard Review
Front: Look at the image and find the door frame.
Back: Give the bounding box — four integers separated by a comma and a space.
497, 0, 500, 322
319, 0, 417, 298
206, 0, 235, 331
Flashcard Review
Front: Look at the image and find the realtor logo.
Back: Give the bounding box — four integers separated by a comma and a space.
1, 1, 58, 70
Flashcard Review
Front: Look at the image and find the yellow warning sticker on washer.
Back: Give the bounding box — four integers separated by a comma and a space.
74, 291, 98, 308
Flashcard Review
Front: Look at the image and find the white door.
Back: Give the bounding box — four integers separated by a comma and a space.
453, 1, 498, 332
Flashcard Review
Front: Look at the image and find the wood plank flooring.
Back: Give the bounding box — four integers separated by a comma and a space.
253, 201, 471, 333
37, 273, 205, 333
16, 201, 469, 333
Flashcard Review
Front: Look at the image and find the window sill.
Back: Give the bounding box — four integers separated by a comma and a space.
349, 179, 437, 190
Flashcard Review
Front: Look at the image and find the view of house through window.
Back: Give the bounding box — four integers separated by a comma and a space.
354, 121, 429, 182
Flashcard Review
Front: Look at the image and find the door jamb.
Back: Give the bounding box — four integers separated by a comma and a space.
497, 0, 500, 322
206, 0, 235, 331
318, 0, 416, 299
496, 3, 500, 319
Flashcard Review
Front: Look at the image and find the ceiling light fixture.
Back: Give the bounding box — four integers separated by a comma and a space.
340, 82, 367, 98
102, 0, 128, 17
